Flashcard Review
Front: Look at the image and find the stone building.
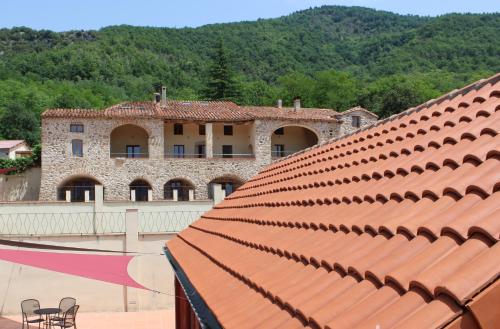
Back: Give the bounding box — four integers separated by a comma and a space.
40, 90, 377, 202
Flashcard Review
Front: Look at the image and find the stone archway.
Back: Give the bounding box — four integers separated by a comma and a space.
164, 179, 195, 201
110, 124, 149, 158
129, 179, 152, 202
271, 125, 319, 159
57, 175, 102, 202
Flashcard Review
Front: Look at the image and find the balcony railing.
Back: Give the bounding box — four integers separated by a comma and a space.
110, 152, 149, 158
164, 153, 206, 159
110, 152, 256, 160
212, 153, 255, 159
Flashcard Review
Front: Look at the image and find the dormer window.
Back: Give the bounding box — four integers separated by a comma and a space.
70, 124, 84, 133
352, 116, 361, 128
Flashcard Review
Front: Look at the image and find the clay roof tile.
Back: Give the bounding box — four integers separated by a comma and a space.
165, 73, 500, 328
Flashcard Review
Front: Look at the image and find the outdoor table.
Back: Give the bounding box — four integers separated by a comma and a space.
34, 308, 61, 328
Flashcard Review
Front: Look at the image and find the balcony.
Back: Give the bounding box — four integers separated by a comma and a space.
163, 153, 255, 159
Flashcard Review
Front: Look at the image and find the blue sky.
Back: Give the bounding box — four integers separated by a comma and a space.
0, 0, 498, 31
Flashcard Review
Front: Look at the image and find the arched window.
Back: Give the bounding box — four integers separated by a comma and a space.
129, 179, 151, 202
164, 179, 195, 201
71, 139, 83, 157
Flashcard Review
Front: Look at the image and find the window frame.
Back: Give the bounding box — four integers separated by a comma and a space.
222, 145, 233, 158
173, 123, 184, 135
70, 123, 84, 133
223, 125, 233, 136
198, 124, 206, 136
71, 139, 83, 157
126, 145, 141, 158
196, 144, 206, 158
273, 144, 285, 157
173, 145, 185, 158
352, 116, 361, 128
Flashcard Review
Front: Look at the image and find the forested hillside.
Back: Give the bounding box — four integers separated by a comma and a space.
0, 6, 499, 144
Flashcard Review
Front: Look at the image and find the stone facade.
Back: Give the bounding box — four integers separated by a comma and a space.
40, 112, 376, 201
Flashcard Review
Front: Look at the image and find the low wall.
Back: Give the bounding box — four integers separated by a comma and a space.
0, 193, 215, 315
0, 167, 41, 201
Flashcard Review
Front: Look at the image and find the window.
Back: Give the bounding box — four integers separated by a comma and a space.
174, 123, 183, 135
196, 144, 206, 158
71, 139, 83, 157
126, 145, 141, 158
222, 145, 233, 158
273, 144, 285, 158
174, 145, 185, 158
199, 124, 206, 136
352, 116, 361, 128
223, 125, 233, 136
70, 124, 84, 133
274, 127, 284, 135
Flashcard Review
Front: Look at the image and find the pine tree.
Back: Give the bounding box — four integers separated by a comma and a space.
203, 38, 240, 101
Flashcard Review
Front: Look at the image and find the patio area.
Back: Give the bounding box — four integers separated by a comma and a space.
0, 309, 174, 329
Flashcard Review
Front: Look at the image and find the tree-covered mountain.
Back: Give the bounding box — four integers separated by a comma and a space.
0, 6, 499, 144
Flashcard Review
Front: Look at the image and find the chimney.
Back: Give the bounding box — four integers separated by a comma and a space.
154, 93, 161, 103
160, 86, 167, 106
277, 99, 283, 108
293, 97, 301, 111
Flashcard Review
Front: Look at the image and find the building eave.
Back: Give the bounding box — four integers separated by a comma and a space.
164, 246, 222, 329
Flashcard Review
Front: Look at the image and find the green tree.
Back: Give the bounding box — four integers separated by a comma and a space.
203, 38, 240, 101
359, 75, 438, 118
277, 72, 315, 107
313, 70, 359, 111
0, 103, 40, 145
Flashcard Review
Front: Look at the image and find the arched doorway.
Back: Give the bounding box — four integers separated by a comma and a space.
271, 126, 319, 159
110, 124, 149, 158
57, 176, 101, 202
164, 179, 195, 201
129, 179, 151, 202
208, 176, 244, 199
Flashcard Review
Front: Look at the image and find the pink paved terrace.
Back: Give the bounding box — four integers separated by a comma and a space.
0, 309, 174, 329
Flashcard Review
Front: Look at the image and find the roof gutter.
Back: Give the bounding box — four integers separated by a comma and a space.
163, 246, 222, 329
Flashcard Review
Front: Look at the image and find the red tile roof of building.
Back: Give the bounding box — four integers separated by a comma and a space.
42, 101, 344, 122
0, 140, 26, 149
165, 73, 500, 328
242, 106, 341, 122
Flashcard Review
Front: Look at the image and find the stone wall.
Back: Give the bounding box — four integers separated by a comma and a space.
338, 109, 378, 136
40, 117, 339, 201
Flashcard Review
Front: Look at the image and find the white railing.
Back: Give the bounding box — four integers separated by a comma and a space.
0, 210, 206, 236
139, 210, 204, 233
0, 212, 125, 236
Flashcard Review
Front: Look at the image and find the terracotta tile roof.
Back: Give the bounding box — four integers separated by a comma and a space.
0, 140, 25, 149
42, 101, 344, 122
165, 73, 500, 328
242, 106, 340, 122
342, 106, 379, 118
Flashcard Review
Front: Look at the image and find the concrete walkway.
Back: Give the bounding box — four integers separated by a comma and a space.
0, 309, 174, 329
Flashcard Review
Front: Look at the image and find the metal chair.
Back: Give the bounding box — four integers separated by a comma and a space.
50, 297, 76, 323
52, 304, 79, 329
21, 299, 44, 329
